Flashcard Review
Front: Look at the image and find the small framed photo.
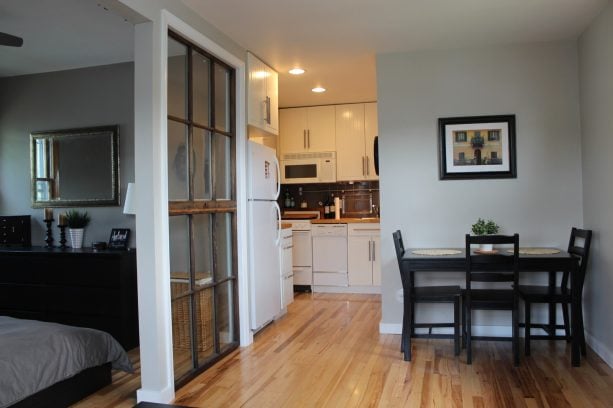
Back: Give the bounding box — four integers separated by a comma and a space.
438, 115, 517, 180
108, 228, 130, 250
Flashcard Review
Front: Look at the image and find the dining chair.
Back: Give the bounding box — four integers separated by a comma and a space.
519, 227, 592, 356
393, 230, 462, 361
464, 233, 520, 366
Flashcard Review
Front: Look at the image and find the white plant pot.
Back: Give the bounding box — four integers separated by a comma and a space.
480, 243, 494, 252
69, 228, 85, 249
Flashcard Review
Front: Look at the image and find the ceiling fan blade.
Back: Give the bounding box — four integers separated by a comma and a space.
0, 32, 23, 47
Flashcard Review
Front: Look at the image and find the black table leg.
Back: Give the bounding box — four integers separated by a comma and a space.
571, 262, 580, 366
548, 271, 557, 338
404, 291, 412, 361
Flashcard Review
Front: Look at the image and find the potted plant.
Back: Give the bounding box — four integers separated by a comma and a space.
64, 210, 90, 249
471, 218, 500, 251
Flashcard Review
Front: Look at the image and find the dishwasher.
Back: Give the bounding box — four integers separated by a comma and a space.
312, 224, 348, 286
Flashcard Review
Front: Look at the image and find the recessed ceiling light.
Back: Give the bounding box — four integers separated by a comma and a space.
289, 68, 305, 75
312, 87, 326, 93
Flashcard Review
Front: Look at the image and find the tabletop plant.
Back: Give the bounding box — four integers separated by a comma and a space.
471, 218, 499, 235
64, 210, 90, 229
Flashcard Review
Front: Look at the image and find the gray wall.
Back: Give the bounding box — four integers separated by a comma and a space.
0, 62, 135, 246
579, 1, 613, 366
377, 42, 583, 331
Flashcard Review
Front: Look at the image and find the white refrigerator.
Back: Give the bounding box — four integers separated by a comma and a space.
248, 141, 282, 331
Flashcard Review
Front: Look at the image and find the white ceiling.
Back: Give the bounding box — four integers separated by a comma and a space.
0, 0, 133, 78
182, 0, 608, 107
0, 0, 608, 108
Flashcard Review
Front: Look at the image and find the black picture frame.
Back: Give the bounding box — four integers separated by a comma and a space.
108, 228, 130, 250
438, 115, 517, 180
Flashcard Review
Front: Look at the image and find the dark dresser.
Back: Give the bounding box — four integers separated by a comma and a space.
0, 247, 138, 350
0, 215, 31, 246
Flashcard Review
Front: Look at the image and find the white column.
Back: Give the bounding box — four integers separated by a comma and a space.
133, 20, 175, 403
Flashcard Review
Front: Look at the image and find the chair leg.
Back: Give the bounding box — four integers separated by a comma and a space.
461, 296, 466, 349
562, 302, 571, 343
466, 305, 472, 364
454, 297, 460, 356
513, 305, 519, 367
579, 304, 587, 356
400, 308, 405, 353
525, 301, 531, 356
403, 298, 413, 361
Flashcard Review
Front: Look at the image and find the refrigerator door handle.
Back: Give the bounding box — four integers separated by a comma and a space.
274, 202, 282, 246
273, 154, 281, 200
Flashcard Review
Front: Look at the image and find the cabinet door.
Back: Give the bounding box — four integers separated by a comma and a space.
348, 235, 373, 285
364, 102, 379, 180
247, 53, 267, 129
279, 107, 308, 155
372, 235, 381, 286
306, 105, 336, 151
266, 67, 279, 134
336, 104, 366, 181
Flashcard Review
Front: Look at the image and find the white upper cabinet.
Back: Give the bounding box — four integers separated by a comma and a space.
335, 103, 378, 181
247, 52, 278, 135
279, 106, 335, 156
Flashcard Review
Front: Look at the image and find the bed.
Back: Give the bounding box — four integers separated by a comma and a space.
0, 316, 133, 408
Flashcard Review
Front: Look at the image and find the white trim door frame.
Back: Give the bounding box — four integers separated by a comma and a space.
132, 9, 249, 404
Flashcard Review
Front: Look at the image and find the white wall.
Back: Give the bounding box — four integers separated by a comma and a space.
578, 1, 613, 366
0, 63, 135, 246
377, 42, 583, 332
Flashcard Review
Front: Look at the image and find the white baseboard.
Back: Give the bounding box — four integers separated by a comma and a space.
313, 285, 381, 294
585, 331, 613, 368
379, 322, 613, 368
379, 322, 515, 337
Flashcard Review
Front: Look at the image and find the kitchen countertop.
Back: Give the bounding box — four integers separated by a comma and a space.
281, 222, 293, 229
311, 218, 380, 224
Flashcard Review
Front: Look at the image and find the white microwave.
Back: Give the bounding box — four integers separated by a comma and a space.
280, 152, 337, 184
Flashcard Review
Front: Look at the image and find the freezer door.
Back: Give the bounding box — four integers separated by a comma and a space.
249, 201, 282, 330
248, 141, 280, 200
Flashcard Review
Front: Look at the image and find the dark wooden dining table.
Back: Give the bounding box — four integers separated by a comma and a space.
400, 248, 582, 366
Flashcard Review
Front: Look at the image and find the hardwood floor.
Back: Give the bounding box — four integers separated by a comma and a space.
76, 292, 613, 407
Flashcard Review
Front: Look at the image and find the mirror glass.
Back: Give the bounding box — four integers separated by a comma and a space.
30, 126, 119, 207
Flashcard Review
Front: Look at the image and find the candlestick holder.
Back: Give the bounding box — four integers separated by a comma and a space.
58, 225, 67, 249
44, 219, 54, 248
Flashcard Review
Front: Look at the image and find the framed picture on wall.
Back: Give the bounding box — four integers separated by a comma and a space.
108, 228, 130, 250
438, 115, 517, 180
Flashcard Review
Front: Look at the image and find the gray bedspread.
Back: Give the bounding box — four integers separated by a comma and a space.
0, 316, 133, 408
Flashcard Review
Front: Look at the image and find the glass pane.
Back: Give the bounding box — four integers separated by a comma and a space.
169, 215, 191, 296
168, 120, 189, 200
195, 287, 215, 362
214, 213, 233, 281
192, 51, 210, 126
285, 164, 317, 179
35, 180, 51, 201
213, 63, 230, 132
215, 281, 235, 351
193, 214, 213, 285
213, 133, 232, 200
193, 129, 212, 200
171, 296, 193, 379
167, 37, 187, 119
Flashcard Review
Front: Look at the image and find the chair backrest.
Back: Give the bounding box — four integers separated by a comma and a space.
465, 234, 520, 291
393, 230, 408, 290
393, 230, 405, 264
562, 227, 593, 291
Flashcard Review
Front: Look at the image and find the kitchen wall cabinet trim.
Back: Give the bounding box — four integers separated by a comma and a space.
247, 52, 278, 135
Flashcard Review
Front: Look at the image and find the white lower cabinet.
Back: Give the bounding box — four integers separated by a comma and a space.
280, 228, 294, 309
348, 224, 381, 286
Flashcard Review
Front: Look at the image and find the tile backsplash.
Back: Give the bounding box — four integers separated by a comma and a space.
279, 181, 380, 218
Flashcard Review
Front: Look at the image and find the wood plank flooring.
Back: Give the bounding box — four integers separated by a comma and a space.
75, 292, 613, 407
